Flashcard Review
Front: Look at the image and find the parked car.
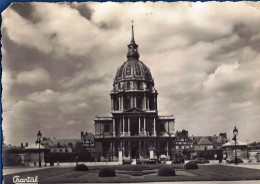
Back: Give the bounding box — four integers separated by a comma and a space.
227, 158, 244, 164
193, 158, 210, 164
123, 159, 133, 164
137, 158, 161, 164
172, 157, 185, 164
145, 158, 161, 164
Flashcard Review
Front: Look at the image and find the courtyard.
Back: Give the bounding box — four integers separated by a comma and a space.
3, 164, 260, 183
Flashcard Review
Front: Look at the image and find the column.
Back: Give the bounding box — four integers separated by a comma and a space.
166, 141, 169, 156
147, 97, 150, 110
128, 118, 130, 135
111, 97, 114, 111
122, 96, 124, 110
113, 118, 116, 136
168, 121, 170, 134
154, 95, 157, 110
149, 148, 154, 159
144, 117, 146, 134
134, 96, 137, 108
123, 117, 125, 135
129, 141, 131, 158
112, 141, 115, 161
120, 118, 122, 135
153, 117, 156, 135
143, 94, 147, 109
110, 142, 113, 161
131, 96, 133, 108
119, 96, 121, 110
139, 117, 141, 133
118, 147, 123, 164
139, 141, 141, 158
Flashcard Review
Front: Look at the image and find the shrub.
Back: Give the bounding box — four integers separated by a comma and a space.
184, 161, 198, 170
99, 168, 116, 177
157, 166, 175, 176
75, 164, 88, 171
131, 165, 145, 171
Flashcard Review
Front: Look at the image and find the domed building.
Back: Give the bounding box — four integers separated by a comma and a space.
94, 24, 175, 161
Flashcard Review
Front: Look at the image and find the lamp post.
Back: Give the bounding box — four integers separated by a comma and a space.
232, 126, 238, 165
76, 156, 79, 166
36, 130, 42, 167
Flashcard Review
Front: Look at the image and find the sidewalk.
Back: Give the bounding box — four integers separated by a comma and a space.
222, 163, 260, 170
80, 181, 260, 184
3, 167, 48, 175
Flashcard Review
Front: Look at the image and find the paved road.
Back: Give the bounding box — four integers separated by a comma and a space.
80, 181, 260, 184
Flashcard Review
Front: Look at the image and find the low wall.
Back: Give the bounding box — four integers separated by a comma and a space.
46, 162, 121, 167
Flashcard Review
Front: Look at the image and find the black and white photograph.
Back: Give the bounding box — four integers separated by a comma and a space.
1, 1, 260, 183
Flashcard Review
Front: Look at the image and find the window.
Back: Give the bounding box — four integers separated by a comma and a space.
127, 82, 130, 90
136, 82, 140, 89
176, 146, 179, 150
126, 96, 131, 109
104, 124, 110, 132
59, 149, 63, 152
65, 149, 68, 153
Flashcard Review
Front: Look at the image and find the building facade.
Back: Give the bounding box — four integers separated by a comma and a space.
94, 24, 175, 161
192, 133, 228, 160
174, 130, 194, 159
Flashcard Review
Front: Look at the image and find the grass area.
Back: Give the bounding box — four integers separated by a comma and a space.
3, 164, 260, 183
88, 164, 184, 170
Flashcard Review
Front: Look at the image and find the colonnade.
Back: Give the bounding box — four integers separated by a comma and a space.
111, 94, 157, 111
107, 139, 170, 160
112, 117, 156, 137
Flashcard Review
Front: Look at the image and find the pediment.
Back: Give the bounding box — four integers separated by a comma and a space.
124, 107, 145, 113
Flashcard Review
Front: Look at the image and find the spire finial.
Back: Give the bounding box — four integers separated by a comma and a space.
131, 20, 135, 43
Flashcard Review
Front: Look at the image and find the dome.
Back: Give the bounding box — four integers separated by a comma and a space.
115, 59, 153, 82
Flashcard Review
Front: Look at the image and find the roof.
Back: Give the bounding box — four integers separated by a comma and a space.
46, 145, 70, 149
198, 137, 213, 145
222, 140, 247, 147
175, 130, 192, 142
25, 143, 46, 150
94, 116, 112, 121
52, 138, 81, 146
82, 133, 94, 142
115, 59, 153, 82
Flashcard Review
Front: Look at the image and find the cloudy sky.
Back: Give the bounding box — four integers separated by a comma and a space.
2, 2, 260, 145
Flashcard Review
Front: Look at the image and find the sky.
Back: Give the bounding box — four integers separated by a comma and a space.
2, 2, 260, 145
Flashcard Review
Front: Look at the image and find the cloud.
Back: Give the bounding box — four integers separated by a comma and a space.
2, 2, 260, 145
16, 67, 50, 86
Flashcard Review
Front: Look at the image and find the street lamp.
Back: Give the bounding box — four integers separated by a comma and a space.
232, 126, 238, 165
76, 156, 79, 166
36, 130, 42, 167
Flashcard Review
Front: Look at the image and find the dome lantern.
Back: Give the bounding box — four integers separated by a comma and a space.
127, 20, 140, 59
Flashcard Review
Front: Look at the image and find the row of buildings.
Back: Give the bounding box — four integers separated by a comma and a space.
3, 129, 257, 166
3, 24, 259, 166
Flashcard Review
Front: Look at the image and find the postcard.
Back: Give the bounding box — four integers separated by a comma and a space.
2, 2, 260, 183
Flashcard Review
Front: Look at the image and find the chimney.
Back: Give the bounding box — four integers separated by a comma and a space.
81, 131, 84, 138
21, 143, 24, 148
25, 142, 28, 147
